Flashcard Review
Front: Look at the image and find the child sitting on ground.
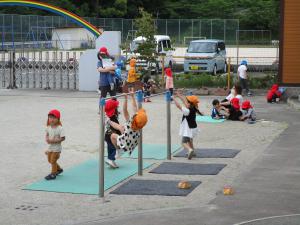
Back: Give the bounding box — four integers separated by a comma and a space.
104, 98, 121, 168
173, 92, 202, 160
44, 109, 65, 180
143, 76, 151, 102
211, 99, 227, 119
240, 100, 256, 122
108, 92, 148, 156
226, 98, 243, 121
266, 84, 282, 103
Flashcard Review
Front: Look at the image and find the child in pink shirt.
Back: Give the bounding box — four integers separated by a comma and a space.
165, 67, 174, 97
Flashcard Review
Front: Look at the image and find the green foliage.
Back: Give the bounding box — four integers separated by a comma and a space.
134, 8, 157, 75
0, 0, 280, 36
174, 73, 277, 89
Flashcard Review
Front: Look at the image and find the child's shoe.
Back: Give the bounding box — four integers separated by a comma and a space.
56, 168, 63, 175
45, 174, 56, 180
112, 161, 119, 168
187, 149, 195, 160
105, 159, 118, 168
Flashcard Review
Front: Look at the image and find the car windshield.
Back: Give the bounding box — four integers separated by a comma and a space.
188, 42, 217, 53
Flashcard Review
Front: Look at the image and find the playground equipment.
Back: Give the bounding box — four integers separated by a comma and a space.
98, 90, 172, 198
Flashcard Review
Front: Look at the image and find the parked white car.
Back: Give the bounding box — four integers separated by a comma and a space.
127, 35, 174, 73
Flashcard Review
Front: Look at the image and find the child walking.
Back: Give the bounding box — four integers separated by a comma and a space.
165, 67, 174, 97
108, 93, 148, 156
173, 92, 201, 160
104, 98, 121, 168
45, 109, 65, 180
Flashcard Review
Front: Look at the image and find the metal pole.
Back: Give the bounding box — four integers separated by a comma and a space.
137, 90, 143, 176
161, 55, 165, 85
227, 57, 231, 90
166, 91, 171, 160
99, 98, 106, 198
236, 30, 239, 69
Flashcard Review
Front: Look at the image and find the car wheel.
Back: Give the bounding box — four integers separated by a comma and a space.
212, 65, 217, 76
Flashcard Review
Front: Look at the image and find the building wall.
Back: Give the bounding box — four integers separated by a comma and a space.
280, 0, 300, 85
52, 28, 95, 50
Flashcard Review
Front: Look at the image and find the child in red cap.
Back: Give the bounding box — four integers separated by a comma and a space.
266, 84, 281, 103
104, 98, 121, 168
226, 98, 243, 121
45, 109, 65, 180
165, 67, 174, 97
240, 100, 256, 122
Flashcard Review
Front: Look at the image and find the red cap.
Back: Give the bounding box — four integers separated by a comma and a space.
230, 98, 240, 110
165, 67, 173, 77
105, 99, 119, 118
242, 100, 252, 110
48, 109, 60, 119
99, 47, 109, 55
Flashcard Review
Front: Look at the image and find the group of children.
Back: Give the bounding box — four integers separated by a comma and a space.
210, 84, 256, 122
44, 48, 288, 179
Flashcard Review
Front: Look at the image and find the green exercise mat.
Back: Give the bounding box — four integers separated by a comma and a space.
24, 159, 153, 195
122, 143, 181, 160
196, 115, 225, 123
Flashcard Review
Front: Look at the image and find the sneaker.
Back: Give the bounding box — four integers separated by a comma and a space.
105, 159, 117, 168
187, 149, 195, 160
185, 151, 197, 157
56, 168, 63, 175
45, 174, 56, 180
112, 161, 119, 168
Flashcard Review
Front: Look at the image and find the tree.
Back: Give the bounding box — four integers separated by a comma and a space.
134, 8, 157, 76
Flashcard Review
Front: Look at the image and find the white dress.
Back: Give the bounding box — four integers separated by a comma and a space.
179, 107, 198, 138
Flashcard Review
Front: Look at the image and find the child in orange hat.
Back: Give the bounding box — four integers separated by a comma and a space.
173, 92, 203, 160
127, 58, 137, 93
107, 92, 148, 156
45, 109, 65, 180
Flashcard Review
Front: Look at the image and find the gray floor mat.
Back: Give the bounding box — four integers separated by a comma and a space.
173, 148, 240, 158
150, 162, 226, 175
110, 179, 201, 196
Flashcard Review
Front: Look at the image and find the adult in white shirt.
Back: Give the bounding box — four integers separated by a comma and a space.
238, 60, 251, 96
221, 85, 243, 108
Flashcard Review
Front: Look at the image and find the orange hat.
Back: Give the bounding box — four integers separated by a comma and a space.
186, 95, 199, 106
129, 58, 136, 67
131, 108, 148, 131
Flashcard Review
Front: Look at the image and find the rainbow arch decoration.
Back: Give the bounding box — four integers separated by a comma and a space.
0, 0, 102, 37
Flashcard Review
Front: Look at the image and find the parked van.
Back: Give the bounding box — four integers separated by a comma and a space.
184, 39, 227, 75
128, 35, 174, 73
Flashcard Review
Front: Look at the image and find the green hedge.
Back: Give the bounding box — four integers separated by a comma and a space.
174, 73, 277, 89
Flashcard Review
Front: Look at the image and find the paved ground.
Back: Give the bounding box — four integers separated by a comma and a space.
0, 89, 297, 225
